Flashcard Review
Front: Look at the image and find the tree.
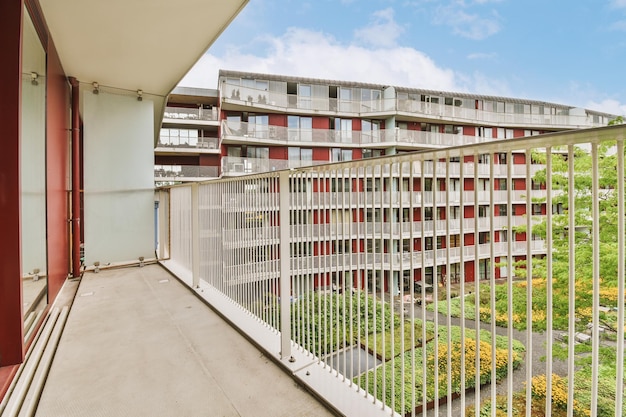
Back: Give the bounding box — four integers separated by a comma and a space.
513, 119, 625, 330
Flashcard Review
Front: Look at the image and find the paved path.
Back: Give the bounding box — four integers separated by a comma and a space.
404, 302, 569, 416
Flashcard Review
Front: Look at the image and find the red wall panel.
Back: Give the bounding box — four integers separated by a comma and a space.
312, 117, 329, 129
268, 147, 286, 160
269, 114, 286, 127
0, 0, 25, 368
312, 148, 328, 162
45, 38, 70, 301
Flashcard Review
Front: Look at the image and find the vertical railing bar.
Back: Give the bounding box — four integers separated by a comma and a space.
489, 152, 497, 417
399, 162, 406, 415
382, 163, 398, 410
364, 166, 370, 396
376, 164, 383, 408
525, 148, 533, 417
420, 159, 428, 413
506, 150, 514, 417
459, 152, 466, 411
308, 172, 314, 359
445, 156, 452, 417
333, 172, 339, 375
590, 143, 600, 415
615, 138, 624, 417
566, 144, 576, 417
545, 148, 554, 417
343, 169, 349, 382
409, 160, 417, 417
279, 172, 292, 360
318, 170, 325, 366
191, 182, 200, 288
433, 157, 440, 417
474, 151, 481, 414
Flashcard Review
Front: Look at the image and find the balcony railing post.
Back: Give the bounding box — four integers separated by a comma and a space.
279, 172, 292, 361
191, 183, 200, 288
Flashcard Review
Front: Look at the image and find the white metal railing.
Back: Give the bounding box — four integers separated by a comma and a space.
221, 156, 328, 176
158, 124, 626, 417
163, 105, 219, 121
220, 82, 608, 129
156, 136, 219, 151
154, 165, 219, 181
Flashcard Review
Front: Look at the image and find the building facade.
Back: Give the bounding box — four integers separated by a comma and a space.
156, 70, 614, 293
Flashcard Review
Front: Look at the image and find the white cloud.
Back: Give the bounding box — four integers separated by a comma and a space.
585, 98, 626, 116
354, 8, 405, 47
434, 6, 502, 40
179, 27, 460, 91
467, 52, 497, 60
611, 0, 626, 8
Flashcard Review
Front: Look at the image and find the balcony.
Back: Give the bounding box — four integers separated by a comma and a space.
220, 82, 608, 129
156, 124, 626, 416
154, 164, 219, 182
6, 125, 624, 416
162, 106, 219, 127
221, 156, 327, 176
155, 137, 220, 153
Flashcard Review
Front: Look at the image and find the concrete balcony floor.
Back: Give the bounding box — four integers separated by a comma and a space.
34, 264, 334, 417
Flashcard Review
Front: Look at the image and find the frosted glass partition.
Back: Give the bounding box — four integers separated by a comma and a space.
21, 5, 47, 335
83, 92, 155, 266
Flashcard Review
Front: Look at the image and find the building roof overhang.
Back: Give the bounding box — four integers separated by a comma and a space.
39, 0, 248, 97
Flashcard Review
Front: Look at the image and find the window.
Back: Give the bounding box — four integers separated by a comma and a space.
449, 206, 460, 220
478, 205, 489, 218
450, 234, 461, 248
498, 204, 507, 216
365, 178, 381, 192
334, 240, 351, 254
552, 203, 564, 214
498, 153, 507, 164
478, 153, 491, 164
362, 149, 383, 159
499, 179, 507, 190
425, 237, 433, 251
533, 204, 542, 215
479, 259, 490, 280
290, 242, 312, 257
424, 207, 433, 221
246, 146, 269, 159
531, 180, 542, 190
288, 147, 313, 161
500, 230, 508, 242
361, 119, 381, 142
290, 210, 308, 225
331, 148, 353, 162
288, 116, 312, 141
424, 178, 433, 192
479, 232, 490, 244
437, 236, 444, 249
331, 178, 351, 192
402, 239, 411, 252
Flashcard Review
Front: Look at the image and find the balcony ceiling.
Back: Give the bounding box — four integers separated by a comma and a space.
39, 0, 248, 96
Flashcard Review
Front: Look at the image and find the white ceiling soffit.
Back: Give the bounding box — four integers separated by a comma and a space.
39, 0, 248, 97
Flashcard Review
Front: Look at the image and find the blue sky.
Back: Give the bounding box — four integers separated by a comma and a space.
180, 0, 626, 116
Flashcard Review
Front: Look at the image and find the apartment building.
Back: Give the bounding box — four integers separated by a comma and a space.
156, 70, 615, 293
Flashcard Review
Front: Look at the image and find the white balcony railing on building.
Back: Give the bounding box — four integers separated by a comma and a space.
163, 105, 219, 121
154, 165, 219, 181
156, 136, 219, 151
157, 124, 625, 417
220, 82, 608, 129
